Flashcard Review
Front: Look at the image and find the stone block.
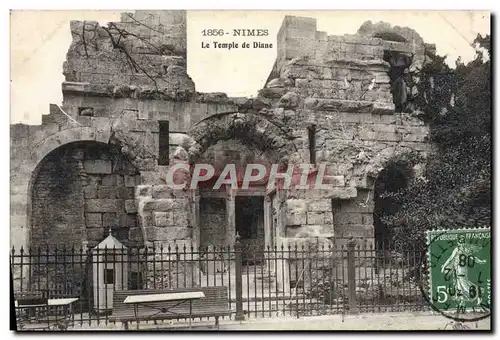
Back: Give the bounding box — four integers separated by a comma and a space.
125, 175, 136, 187
322, 175, 345, 186
358, 113, 374, 124
362, 213, 374, 225
136, 185, 152, 198
154, 211, 174, 227
359, 130, 377, 140
84, 159, 112, 174
120, 213, 137, 228
372, 102, 395, 115
101, 174, 116, 186
286, 199, 307, 214
307, 212, 327, 225
286, 224, 334, 238
402, 134, 427, 142
125, 199, 137, 213
145, 227, 156, 241
377, 131, 400, 142
141, 199, 177, 212
324, 212, 334, 224
330, 187, 357, 199
129, 227, 144, 242
128, 187, 135, 199
138, 211, 153, 228
133, 120, 159, 133
379, 114, 396, 124
173, 211, 189, 226
116, 186, 130, 199
115, 174, 124, 186
83, 186, 98, 199
98, 186, 117, 199
152, 185, 175, 198
87, 229, 105, 243
85, 199, 122, 213
335, 212, 364, 225
156, 226, 191, 241
307, 200, 332, 212
103, 213, 120, 229
339, 199, 374, 214
336, 224, 374, 238
85, 213, 102, 229
372, 124, 396, 133
286, 211, 307, 226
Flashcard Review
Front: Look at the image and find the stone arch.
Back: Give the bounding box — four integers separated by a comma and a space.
370, 150, 422, 249
360, 146, 425, 190
357, 21, 425, 46
30, 127, 112, 170
11, 126, 146, 251
28, 140, 142, 249
186, 112, 298, 164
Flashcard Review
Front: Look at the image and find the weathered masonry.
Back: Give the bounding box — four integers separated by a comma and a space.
11, 11, 431, 261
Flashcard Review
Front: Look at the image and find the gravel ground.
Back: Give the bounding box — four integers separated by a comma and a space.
67, 311, 491, 331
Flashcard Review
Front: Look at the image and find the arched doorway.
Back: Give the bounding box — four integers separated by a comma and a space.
186, 111, 297, 259
373, 160, 413, 249
196, 139, 273, 263
26, 140, 142, 302
29, 141, 140, 249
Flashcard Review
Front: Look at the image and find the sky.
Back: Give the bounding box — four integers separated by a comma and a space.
10, 10, 490, 125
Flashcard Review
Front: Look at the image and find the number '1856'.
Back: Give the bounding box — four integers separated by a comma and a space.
202, 29, 224, 36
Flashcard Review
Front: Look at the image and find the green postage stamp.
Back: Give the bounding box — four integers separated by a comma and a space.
427, 228, 491, 316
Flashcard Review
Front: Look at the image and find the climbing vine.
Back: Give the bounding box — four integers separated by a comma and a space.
378, 35, 491, 248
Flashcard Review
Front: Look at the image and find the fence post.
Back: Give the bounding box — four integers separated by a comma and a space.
234, 234, 245, 321
346, 239, 358, 314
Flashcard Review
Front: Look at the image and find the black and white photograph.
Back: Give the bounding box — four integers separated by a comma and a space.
8, 7, 492, 331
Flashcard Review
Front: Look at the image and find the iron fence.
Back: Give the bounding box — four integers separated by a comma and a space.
10, 237, 429, 328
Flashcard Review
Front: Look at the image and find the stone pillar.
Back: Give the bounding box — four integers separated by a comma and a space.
191, 190, 201, 250
276, 237, 290, 295
263, 195, 274, 275
278, 190, 287, 238
225, 189, 236, 247
263, 195, 272, 248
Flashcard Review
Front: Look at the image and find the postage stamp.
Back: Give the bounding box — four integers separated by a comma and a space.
427, 228, 491, 321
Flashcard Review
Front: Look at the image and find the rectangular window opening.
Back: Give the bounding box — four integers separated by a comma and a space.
308, 125, 316, 165
158, 120, 169, 165
104, 269, 114, 285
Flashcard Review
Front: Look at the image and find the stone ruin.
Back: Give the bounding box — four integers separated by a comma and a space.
10, 11, 433, 288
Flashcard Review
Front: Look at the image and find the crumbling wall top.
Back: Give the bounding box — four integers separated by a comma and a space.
63, 10, 191, 92
276, 15, 435, 73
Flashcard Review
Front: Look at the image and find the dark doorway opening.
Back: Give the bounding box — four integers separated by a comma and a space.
373, 161, 412, 249
235, 196, 265, 265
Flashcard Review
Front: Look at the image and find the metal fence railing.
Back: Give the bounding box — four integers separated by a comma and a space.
10, 237, 429, 328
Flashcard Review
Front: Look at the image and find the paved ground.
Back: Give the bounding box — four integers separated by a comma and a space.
70, 311, 491, 331
217, 312, 491, 331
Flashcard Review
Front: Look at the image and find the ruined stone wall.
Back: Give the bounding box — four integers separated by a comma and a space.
276, 16, 427, 75
29, 142, 140, 249
332, 189, 375, 242
135, 185, 192, 246
64, 10, 190, 93
257, 16, 430, 246
11, 11, 432, 257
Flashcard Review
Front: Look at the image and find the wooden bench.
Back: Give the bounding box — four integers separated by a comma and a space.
109, 286, 233, 329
